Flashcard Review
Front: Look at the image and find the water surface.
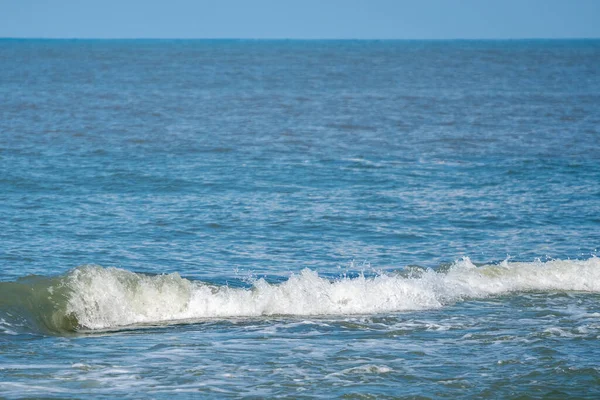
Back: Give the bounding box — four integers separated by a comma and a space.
1, 39, 600, 398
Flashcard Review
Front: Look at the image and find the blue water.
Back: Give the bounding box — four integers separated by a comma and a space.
1, 39, 600, 398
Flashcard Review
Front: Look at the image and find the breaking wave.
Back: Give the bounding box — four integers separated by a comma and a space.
1, 257, 599, 334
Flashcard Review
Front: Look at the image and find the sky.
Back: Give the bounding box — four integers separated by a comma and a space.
1, 0, 599, 40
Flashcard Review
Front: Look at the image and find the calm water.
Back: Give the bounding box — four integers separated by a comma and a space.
1, 39, 600, 398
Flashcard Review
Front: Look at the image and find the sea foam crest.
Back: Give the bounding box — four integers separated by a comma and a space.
62, 257, 600, 331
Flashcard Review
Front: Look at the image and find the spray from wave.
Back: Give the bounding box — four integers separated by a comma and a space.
1, 257, 599, 334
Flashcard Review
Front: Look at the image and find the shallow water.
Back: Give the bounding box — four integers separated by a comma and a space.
1, 39, 600, 398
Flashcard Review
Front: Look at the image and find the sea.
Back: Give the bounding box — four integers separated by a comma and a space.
1, 39, 599, 398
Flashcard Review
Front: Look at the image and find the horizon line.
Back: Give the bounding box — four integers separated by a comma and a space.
1, 36, 600, 41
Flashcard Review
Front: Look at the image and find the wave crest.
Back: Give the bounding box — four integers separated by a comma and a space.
1, 257, 599, 333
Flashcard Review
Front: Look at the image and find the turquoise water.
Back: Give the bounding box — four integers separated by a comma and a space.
1, 39, 600, 398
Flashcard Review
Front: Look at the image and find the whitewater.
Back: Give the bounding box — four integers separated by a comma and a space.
2, 258, 598, 333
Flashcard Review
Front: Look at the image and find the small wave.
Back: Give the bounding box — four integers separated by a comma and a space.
0, 257, 598, 334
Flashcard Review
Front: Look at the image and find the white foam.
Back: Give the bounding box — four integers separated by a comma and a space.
63, 257, 600, 330
339, 365, 393, 375
0, 318, 18, 336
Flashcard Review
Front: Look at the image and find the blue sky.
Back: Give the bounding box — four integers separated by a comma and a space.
1, 0, 599, 39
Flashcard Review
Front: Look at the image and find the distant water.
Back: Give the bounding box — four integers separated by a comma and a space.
1, 39, 600, 398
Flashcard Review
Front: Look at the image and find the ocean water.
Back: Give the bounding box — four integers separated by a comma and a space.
1, 39, 600, 398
